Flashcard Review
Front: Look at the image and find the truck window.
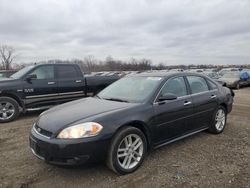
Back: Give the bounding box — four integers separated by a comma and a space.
57, 65, 78, 79
30, 65, 54, 79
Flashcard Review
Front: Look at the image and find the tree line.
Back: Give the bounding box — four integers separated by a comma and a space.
1, 45, 249, 72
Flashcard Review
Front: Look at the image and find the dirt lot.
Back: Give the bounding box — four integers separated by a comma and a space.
1, 88, 250, 188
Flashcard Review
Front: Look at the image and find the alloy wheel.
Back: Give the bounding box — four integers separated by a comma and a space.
215, 109, 226, 131
0, 102, 15, 121
117, 134, 144, 170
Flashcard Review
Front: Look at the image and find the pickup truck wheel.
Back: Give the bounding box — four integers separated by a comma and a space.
0, 97, 20, 123
107, 127, 147, 175
208, 106, 227, 134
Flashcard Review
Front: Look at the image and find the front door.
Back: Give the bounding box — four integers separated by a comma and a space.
23, 65, 57, 107
153, 76, 194, 144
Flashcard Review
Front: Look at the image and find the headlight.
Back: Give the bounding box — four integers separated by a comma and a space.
57, 122, 103, 139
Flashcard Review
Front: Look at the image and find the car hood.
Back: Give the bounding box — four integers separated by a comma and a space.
37, 97, 137, 133
0, 77, 15, 82
218, 78, 238, 83
0, 77, 12, 80
0, 78, 22, 90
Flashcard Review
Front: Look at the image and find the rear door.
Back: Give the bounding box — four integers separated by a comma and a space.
186, 75, 219, 130
55, 65, 86, 100
23, 65, 57, 106
153, 76, 194, 144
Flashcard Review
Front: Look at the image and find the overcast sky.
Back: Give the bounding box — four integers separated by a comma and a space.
0, 0, 250, 65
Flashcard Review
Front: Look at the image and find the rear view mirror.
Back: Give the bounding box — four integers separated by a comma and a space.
158, 93, 177, 101
25, 74, 37, 81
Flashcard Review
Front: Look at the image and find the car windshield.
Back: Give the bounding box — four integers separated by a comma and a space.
222, 72, 240, 79
11, 66, 34, 79
98, 76, 163, 103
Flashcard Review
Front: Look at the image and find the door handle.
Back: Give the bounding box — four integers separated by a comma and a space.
75, 80, 82, 83
184, 101, 192, 106
211, 95, 217, 99
48, 82, 55, 85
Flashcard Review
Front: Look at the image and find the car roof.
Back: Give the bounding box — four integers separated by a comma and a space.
127, 71, 205, 78
34, 63, 79, 67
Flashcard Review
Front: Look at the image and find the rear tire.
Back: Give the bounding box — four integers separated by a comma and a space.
235, 82, 240, 90
0, 97, 20, 123
107, 127, 147, 175
208, 106, 227, 134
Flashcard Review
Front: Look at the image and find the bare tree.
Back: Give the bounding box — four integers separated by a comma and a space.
83, 55, 96, 72
0, 45, 16, 70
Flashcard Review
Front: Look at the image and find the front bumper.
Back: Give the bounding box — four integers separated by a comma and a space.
29, 128, 110, 165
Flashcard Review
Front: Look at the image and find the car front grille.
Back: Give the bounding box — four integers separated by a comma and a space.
34, 123, 53, 138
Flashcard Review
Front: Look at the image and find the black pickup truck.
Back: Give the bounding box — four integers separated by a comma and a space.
0, 64, 119, 122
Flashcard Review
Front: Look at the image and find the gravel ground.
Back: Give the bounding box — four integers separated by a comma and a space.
0, 88, 250, 188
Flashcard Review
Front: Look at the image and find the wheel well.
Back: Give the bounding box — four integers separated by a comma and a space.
120, 121, 152, 150
220, 103, 227, 113
0, 93, 23, 108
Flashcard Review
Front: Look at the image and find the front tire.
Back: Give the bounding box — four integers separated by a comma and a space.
0, 97, 20, 123
208, 106, 227, 134
107, 127, 147, 175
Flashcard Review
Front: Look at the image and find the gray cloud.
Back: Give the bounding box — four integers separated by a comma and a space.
0, 0, 250, 65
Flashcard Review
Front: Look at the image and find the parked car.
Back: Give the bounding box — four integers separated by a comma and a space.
214, 79, 226, 86
0, 70, 17, 79
203, 71, 220, 79
218, 71, 249, 89
30, 72, 234, 175
203, 71, 226, 86
0, 64, 119, 122
204, 68, 218, 73
218, 68, 240, 76
242, 69, 250, 84
243, 69, 250, 74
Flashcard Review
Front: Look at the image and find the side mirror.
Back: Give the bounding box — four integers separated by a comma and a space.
158, 93, 177, 101
25, 74, 37, 81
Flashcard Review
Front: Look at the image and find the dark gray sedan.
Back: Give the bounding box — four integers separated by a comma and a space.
30, 72, 234, 175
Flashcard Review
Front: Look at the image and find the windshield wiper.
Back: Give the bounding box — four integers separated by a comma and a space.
103, 97, 129, 103
95, 94, 102, 99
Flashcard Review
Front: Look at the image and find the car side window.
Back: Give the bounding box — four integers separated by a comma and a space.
187, 76, 209, 94
160, 77, 187, 97
30, 66, 54, 79
57, 65, 78, 79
